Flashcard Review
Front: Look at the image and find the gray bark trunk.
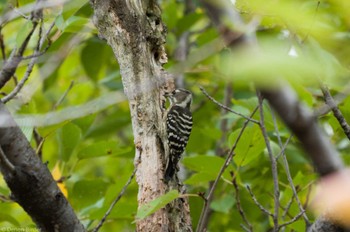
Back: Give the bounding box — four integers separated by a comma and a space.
90, 1, 192, 231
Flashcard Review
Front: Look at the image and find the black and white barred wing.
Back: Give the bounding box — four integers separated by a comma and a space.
164, 106, 192, 181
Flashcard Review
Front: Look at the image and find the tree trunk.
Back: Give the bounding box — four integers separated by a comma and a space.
90, 1, 192, 231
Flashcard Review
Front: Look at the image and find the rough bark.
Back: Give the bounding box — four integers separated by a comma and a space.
0, 102, 85, 231
91, 1, 192, 231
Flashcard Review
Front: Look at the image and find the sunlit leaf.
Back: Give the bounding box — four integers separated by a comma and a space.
57, 123, 82, 162
52, 163, 68, 197
64, 16, 90, 33
72, 179, 110, 210
0, 213, 20, 227
16, 21, 33, 48
229, 124, 265, 166
210, 194, 235, 213
136, 190, 180, 220
81, 38, 107, 81
77, 140, 131, 160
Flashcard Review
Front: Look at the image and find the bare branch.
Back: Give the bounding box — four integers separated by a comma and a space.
196, 106, 259, 232
33, 128, 44, 159
261, 85, 344, 176
282, 196, 294, 221
270, 108, 310, 225
0, 0, 69, 25
0, 27, 6, 60
93, 168, 137, 232
232, 173, 253, 231
200, 86, 260, 124
2, 18, 54, 103
53, 81, 75, 110
279, 210, 306, 230
257, 91, 280, 231
246, 185, 273, 217
321, 86, 350, 141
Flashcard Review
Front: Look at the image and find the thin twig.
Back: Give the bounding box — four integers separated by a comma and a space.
281, 197, 294, 221
257, 91, 279, 231
270, 107, 310, 225
321, 86, 350, 141
192, 86, 219, 112
240, 224, 251, 232
2, 18, 54, 103
22, 51, 46, 60
0, 27, 6, 60
196, 106, 259, 232
33, 128, 44, 159
10, 5, 30, 20
53, 81, 74, 110
278, 210, 306, 230
92, 168, 137, 232
246, 185, 273, 217
200, 86, 260, 124
275, 135, 293, 160
314, 83, 350, 117
232, 172, 253, 231
216, 84, 233, 157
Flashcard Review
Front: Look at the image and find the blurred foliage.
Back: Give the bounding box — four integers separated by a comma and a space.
0, 0, 349, 231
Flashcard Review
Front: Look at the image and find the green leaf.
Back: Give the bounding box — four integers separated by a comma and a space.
64, 16, 90, 32
16, 21, 33, 48
136, 190, 180, 220
176, 12, 203, 35
57, 123, 82, 162
0, 213, 20, 227
81, 38, 107, 81
210, 194, 235, 213
72, 179, 109, 210
183, 155, 233, 182
77, 140, 131, 160
162, 0, 180, 30
229, 124, 265, 166
73, 114, 96, 135
99, 71, 122, 90
200, 127, 221, 141
20, 126, 33, 142
184, 172, 217, 185
62, 0, 89, 20
55, 15, 65, 31
196, 28, 219, 46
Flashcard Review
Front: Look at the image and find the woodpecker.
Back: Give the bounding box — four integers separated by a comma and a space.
164, 89, 193, 181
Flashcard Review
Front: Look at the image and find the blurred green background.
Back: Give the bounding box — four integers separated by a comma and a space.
0, 0, 350, 231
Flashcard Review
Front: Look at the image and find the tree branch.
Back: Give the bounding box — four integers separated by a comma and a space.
232, 173, 253, 231
200, 0, 346, 230
321, 86, 350, 140
200, 86, 259, 124
93, 168, 137, 232
246, 185, 273, 217
257, 91, 280, 231
196, 106, 258, 232
0, 102, 85, 231
261, 85, 344, 176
